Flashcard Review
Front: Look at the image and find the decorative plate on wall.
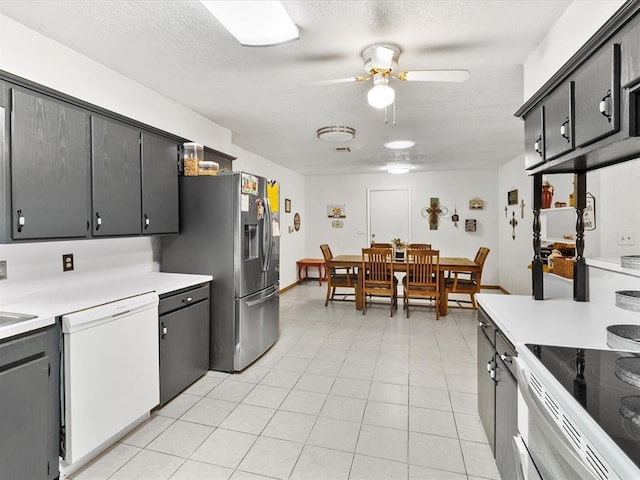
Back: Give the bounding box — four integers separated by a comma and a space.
294, 213, 301, 231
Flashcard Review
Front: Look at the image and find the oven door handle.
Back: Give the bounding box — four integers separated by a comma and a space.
514, 358, 605, 480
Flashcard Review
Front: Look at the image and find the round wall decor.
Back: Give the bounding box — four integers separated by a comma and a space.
293, 212, 301, 231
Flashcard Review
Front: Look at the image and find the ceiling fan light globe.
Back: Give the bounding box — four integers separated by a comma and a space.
368, 84, 395, 109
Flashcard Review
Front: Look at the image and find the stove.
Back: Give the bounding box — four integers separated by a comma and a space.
526, 344, 640, 471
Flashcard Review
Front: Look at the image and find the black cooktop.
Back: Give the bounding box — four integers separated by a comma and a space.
526, 344, 640, 469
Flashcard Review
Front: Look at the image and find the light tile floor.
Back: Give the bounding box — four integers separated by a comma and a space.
71, 285, 502, 480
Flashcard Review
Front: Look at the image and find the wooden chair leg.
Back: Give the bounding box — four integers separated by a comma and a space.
470, 293, 478, 309
324, 283, 331, 307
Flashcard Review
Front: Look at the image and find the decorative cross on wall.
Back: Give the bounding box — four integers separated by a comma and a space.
426, 197, 442, 230
509, 211, 518, 240
520, 199, 526, 219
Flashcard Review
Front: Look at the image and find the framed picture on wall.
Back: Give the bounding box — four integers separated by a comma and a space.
507, 189, 518, 206
285, 198, 291, 213
327, 204, 346, 218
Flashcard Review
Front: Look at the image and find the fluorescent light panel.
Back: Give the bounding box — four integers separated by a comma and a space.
201, 1, 299, 46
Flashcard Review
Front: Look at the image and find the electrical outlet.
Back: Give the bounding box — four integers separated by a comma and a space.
618, 232, 635, 246
62, 254, 74, 272
0, 260, 6, 280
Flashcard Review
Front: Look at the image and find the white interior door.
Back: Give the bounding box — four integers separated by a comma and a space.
367, 188, 411, 245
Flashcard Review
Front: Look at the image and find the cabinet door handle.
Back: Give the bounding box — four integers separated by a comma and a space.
534, 136, 542, 156
487, 360, 493, 372
560, 117, 570, 142
16, 209, 25, 232
144, 214, 150, 229
599, 91, 612, 122
95, 212, 102, 230
161, 321, 167, 338
182, 297, 193, 304
500, 353, 512, 364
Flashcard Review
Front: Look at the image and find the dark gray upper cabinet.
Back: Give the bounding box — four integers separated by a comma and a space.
524, 105, 545, 170
141, 132, 179, 235
544, 82, 574, 161
573, 43, 621, 148
10, 88, 89, 240
91, 116, 141, 236
622, 18, 640, 88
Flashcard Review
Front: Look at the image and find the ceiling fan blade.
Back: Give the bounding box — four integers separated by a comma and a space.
305, 76, 369, 86
397, 70, 470, 82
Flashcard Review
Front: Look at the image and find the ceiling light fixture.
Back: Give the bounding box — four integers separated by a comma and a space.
386, 164, 411, 174
384, 140, 415, 150
316, 126, 356, 142
367, 73, 395, 109
201, 1, 299, 46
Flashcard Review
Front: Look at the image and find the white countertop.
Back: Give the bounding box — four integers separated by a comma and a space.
476, 293, 640, 351
0, 271, 212, 341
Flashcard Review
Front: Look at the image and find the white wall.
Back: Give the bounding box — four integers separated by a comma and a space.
497, 155, 532, 294
0, 13, 309, 291
0, 14, 231, 150
232, 146, 306, 289
523, 0, 625, 100
304, 169, 500, 285
592, 159, 640, 259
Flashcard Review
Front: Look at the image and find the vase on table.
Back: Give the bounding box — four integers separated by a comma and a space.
542, 181, 554, 209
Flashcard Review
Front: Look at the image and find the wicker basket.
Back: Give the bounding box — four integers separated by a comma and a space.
552, 256, 575, 279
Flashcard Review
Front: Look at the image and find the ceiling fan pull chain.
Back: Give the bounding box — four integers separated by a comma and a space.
393, 101, 396, 126
384, 105, 389, 125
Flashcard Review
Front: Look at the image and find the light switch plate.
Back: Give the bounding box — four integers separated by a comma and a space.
0, 260, 6, 280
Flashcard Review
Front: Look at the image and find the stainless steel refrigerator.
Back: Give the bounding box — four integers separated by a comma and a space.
161, 172, 280, 372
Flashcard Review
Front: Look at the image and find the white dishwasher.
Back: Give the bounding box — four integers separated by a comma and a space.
60, 292, 159, 474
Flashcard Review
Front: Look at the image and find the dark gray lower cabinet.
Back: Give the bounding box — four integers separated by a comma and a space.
0, 323, 60, 480
158, 283, 210, 406
477, 309, 496, 455
495, 332, 518, 480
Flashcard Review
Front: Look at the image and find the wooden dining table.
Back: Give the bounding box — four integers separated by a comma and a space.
328, 254, 480, 316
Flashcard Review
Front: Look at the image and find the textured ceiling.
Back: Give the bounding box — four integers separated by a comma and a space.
0, 0, 572, 175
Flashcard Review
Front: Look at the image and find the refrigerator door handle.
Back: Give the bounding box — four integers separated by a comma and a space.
261, 197, 273, 272
246, 289, 279, 307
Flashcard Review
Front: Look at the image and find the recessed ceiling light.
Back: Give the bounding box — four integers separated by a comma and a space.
384, 140, 415, 150
317, 126, 356, 142
201, 1, 299, 46
386, 164, 411, 174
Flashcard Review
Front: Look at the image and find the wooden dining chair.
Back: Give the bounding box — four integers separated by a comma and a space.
362, 247, 398, 316
320, 244, 356, 306
371, 242, 393, 248
403, 248, 440, 319
407, 243, 432, 249
445, 247, 490, 309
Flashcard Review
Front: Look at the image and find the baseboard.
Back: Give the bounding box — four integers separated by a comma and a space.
480, 285, 511, 295
279, 282, 298, 294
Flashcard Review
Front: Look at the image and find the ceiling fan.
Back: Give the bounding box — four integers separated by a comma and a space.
311, 43, 470, 109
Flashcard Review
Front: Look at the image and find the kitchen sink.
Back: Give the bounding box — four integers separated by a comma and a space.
0, 312, 38, 328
